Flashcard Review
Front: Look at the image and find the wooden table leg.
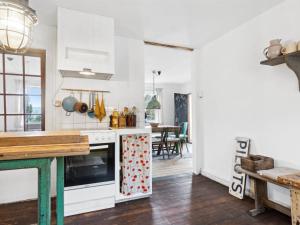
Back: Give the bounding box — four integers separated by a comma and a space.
249, 178, 267, 217
291, 189, 300, 225
38, 159, 52, 225
56, 157, 65, 225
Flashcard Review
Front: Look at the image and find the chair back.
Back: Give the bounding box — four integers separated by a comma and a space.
181, 122, 188, 135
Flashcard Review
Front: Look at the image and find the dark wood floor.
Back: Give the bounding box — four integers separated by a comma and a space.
0, 174, 291, 225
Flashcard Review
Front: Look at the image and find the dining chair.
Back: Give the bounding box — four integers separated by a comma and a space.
179, 122, 189, 153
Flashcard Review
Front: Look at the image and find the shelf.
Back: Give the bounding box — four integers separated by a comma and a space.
61, 88, 110, 93
260, 51, 300, 91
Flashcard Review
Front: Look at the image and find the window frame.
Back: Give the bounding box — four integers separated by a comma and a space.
0, 49, 46, 132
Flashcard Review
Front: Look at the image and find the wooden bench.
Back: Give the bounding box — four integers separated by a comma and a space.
238, 167, 300, 225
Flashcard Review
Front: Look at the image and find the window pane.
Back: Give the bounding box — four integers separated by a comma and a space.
0, 95, 3, 114
6, 96, 23, 114
0, 116, 4, 131
0, 75, 3, 93
25, 76, 41, 95
25, 114, 41, 131
5, 75, 23, 94
5, 54, 23, 74
7, 115, 24, 131
25, 96, 41, 114
25, 56, 41, 76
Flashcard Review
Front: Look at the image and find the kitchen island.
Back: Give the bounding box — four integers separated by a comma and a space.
0, 131, 89, 225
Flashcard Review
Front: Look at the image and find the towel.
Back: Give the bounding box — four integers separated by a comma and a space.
94, 94, 101, 119
99, 94, 106, 122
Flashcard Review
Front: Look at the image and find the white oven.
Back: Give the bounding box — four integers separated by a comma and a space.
64, 130, 116, 216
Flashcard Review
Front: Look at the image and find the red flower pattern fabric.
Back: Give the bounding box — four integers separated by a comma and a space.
122, 135, 150, 196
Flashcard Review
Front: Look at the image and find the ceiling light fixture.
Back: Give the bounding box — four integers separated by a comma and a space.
0, 0, 38, 53
79, 68, 96, 76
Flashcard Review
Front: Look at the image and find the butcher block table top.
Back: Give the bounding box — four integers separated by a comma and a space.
0, 131, 90, 161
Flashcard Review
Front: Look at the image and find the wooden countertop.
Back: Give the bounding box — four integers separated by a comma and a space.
0, 131, 90, 161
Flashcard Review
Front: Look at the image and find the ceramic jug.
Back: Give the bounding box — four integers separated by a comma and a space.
281, 41, 297, 55
263, 39, 282, 59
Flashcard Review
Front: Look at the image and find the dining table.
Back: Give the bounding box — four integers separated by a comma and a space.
148, 125, 181, 154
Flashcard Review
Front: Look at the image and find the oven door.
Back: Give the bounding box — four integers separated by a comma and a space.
64, 143, 115, 188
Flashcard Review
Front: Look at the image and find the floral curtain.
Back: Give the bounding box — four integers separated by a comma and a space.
122, 135, 150, 196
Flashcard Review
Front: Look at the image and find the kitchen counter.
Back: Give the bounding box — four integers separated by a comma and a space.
112, 127, 152, 135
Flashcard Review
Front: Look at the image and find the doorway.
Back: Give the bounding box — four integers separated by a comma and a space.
144, 42, 194, 178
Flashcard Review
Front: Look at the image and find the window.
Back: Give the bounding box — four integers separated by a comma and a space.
0, 49, 46, 132
144, 88, 162, 124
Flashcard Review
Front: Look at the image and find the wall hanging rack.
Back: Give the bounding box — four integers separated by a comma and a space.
260, 51, 300, 91
61, 88, 110, 93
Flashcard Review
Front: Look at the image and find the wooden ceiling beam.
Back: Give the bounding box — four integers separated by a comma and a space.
144, 41, 194, 52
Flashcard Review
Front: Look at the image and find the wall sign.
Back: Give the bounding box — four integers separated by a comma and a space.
229, 137, 250, 199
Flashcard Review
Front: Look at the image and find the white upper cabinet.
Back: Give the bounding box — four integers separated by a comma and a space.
57, 7, 115, 78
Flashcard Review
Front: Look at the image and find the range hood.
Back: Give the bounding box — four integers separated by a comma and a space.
57, 7, 115, 80
60, 69, 113, 80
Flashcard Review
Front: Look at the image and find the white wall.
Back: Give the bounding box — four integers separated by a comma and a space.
55, 36, 145, 130
0, 25, 145, 204
145, 82, 192, 125
194, 0, 300, 206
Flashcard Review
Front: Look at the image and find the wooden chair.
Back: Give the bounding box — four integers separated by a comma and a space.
152, 131, 164, 157
161, 128, 181, 159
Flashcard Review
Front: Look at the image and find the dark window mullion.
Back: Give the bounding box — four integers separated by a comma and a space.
2, 53, 6, 132
22, 55, 26, 131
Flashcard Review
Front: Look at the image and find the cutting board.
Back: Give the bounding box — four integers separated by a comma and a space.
0, 131, 89, 160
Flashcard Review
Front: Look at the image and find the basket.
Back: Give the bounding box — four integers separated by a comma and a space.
241, 155, 274, 172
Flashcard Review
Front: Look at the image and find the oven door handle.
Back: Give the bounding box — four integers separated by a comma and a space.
89, 145, 109, 151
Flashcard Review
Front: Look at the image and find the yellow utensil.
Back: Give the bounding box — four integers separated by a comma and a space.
99, 93, 106, 122
94, 94, 101, 119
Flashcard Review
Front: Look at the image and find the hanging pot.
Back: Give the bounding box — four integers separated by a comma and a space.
62, 95, 78, 116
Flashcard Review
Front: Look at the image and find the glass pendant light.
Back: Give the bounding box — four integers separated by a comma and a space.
146, 70, 161, 110
0, 0, 38, 53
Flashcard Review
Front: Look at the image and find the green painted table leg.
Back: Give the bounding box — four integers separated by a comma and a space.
0, 158, 53, 225
38, 159, 52, 225
56, 157, 64, 225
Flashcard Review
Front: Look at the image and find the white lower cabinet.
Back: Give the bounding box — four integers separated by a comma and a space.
64, 183, 115, 216
115, 129, 152, 202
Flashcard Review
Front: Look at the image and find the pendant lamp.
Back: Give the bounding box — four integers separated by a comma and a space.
146, 70, 161, 110
0, 0, 38, 53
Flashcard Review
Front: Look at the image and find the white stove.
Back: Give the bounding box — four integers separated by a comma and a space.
64, 129, 117, 217
80, 129, 116, 144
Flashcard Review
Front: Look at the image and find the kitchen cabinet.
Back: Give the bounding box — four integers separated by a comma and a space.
57, 7, 115, 78
114, 128, 152, 202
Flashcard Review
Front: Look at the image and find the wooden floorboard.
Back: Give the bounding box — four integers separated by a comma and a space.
0, 174, 291, 225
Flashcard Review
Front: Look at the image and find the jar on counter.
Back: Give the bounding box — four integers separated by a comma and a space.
110, 110, 119, 128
